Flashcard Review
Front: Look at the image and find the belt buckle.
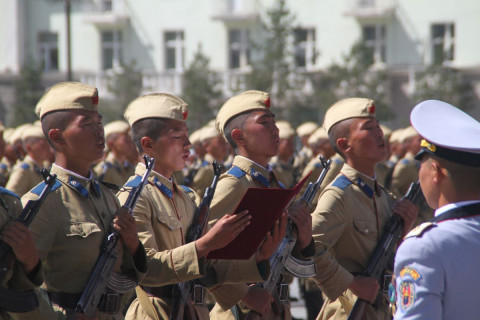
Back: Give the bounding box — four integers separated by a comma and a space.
192, 285, 204, 305
104, 293, 120, 314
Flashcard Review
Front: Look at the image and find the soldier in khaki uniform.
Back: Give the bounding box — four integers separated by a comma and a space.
312, 98, 418, 320
183, 128, 206, 187
208, 90, 315, 320
93, 120, 138, 187
191, 126, 228, 197
391, 127, 433, 226
20, 81, 147, 320
270, 121, 297, 188
0, 187, 44, 320
120, 93, 283, 320
293, 122, 318, 178
374, 125, 393, 187
6, 125, 52, 196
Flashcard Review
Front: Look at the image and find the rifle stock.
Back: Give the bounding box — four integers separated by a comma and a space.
170, 161, 222, 320
75, 155, 155, 318
346, 181, 422, 320
0, 169, 57, 283
245, 156, 332, 319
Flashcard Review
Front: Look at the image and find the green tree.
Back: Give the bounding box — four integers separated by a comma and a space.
245, 0, 295, 114
12, 61, 44, 126
412, 64, 475, 111
325, 41, 394, 121
182, 45, 222, 131
106, 60, 143, 119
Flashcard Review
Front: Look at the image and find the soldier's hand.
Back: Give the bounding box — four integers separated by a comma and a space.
288, 201, 312, 250
348, 275, 380, 304
242, 285, 274, 318
255, 211, 287, 262
392, 199, 418, 237
0, 221, 39, 273
195, 210, 251, 258
112, 208, 140, 256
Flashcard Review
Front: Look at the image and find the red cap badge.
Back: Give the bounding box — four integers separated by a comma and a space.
264, 97, 271, 108
368, 103, 375, 114
182, 110, 188, 120
92, 93, 99, 105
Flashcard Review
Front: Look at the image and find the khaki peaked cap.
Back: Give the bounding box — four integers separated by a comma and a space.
36, 82, 99, 119
104, 120, 130, 138
296, 122, 318, 137
216, 90, 270, 136
124, 93, 188, 126
323, 98, 376, 133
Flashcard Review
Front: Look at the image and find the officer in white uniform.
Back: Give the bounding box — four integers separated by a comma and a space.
393, 100, 480, 320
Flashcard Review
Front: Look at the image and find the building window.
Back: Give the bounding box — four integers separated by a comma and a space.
38, 32, 58, 71
431, 23, 454, 64
101, 30, 122, 70
164, 31, 185, 71
362, 24, 386, 64
294, 28, 316, 70
228, 29, 250, 69
100, 0, 112, 12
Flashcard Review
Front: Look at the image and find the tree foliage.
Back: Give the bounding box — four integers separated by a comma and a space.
412, 64, 476, 111
13, 61, 44, 126
245, 0, 295, 112
182, 45, 222, 131
107, 60, 143, 115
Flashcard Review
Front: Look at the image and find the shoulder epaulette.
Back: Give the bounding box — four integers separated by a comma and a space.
179, 185, 194, 194
333, 158, 343, 164
404, 222, 436, 239
124, 175, 143, 188
31, 180, 62, 196
0, 163, 7, 170
314, 162, 324, 169
20, 163, 30, 170
332, 175, 352, 190
0, 186, 20, 199
200, 160, 210, 167
226, 166, 246, 179
400, 158, 411, 165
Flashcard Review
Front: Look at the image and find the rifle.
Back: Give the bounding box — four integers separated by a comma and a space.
75, 155, 155, 318
170, 161, 222, 320
245, 156, 332, 319
0, 169, 57, 283
347, 181, 422, 320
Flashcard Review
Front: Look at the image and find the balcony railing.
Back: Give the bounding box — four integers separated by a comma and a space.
344, 0, 395, 18
83, 0, 130, 27
211, 0, 259, 22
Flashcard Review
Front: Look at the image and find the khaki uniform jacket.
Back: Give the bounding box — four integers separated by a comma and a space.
6, 156, 44, 197
0, 189, 44, 320
93, 153, 135, 187
118, 163, 268, 320
20, 164, 147, 320
312, 164, 394, 320
270, 156, 296, 189
298, 154, 344, 208
208, 156, 291, 320
0, 159, 12, 187
191, 154, 226, 198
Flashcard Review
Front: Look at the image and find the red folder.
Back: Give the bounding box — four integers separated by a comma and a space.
207, 173, 311, 260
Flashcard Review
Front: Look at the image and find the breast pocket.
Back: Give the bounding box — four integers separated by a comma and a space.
64, 222, 102, 238
155, 211, 182, 232
353, 219, 378, 237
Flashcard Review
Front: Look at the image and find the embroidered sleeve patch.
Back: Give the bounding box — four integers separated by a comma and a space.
398, 266, 422, 312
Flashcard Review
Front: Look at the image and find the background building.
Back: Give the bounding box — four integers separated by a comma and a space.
1, 0, 479, 128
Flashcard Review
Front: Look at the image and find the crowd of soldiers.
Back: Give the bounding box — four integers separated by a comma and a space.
0, 80, 479, 320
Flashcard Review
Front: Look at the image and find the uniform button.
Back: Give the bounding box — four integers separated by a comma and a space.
101, 213, 106, 219
169, 226, 174, 231
71, 181, 77, 185
364, 228, 369, 233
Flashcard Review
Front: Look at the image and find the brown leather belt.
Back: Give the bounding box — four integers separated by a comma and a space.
142, 285, 174, 299
47, 291, 123, 314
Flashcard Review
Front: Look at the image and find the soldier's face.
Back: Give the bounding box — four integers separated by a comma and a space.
242, 110, 280, 159
206, 135, 227, 161
150, 119, 191, 178
345, 118, 386, 164
60, 110, 105, 165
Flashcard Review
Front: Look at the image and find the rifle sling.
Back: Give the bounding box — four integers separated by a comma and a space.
0, 287, 38, 313
47, 291, 123, 313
